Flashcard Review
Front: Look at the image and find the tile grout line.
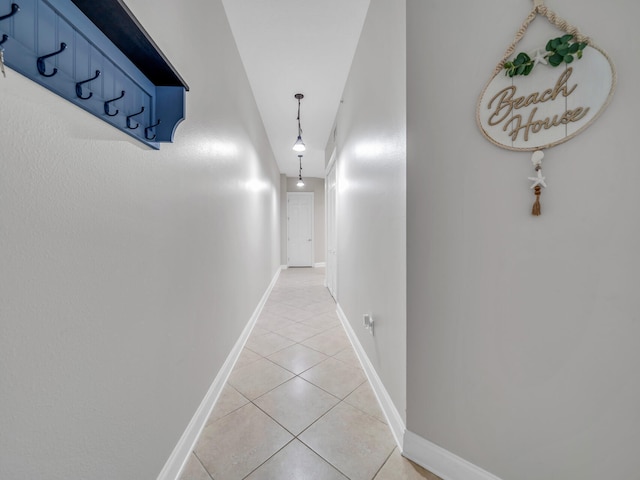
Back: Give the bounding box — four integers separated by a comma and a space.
192, 450, 215, 480
244, 333, 380, 420
248, 390, 353, 479
239, 271, 355, 478
188, 269, 395, 480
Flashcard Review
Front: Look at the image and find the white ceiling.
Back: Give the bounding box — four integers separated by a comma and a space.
221, 0, 371, 178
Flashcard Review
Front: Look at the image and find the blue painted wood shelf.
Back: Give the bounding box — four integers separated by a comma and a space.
0, 0, 189, 149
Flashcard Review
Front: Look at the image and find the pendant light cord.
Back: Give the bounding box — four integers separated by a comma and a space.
297, 98, 303, 136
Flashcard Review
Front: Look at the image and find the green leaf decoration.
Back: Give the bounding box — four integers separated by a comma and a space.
503, 34, 588, 77
548, 53, 563, 66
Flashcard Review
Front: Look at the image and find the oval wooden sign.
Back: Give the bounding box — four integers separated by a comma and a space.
477, 44, 615, 151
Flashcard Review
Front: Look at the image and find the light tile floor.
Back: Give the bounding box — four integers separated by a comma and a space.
180, 267, 440, 480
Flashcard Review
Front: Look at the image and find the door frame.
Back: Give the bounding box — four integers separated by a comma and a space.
287, 191, 314, 267
325, 149, 338, 299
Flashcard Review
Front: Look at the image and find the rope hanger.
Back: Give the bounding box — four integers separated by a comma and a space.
494, 0, 591, 76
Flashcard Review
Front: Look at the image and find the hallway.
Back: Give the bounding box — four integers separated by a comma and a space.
179, 268, 436, 480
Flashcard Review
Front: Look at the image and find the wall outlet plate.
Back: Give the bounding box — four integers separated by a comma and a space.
363, 314, 374, 335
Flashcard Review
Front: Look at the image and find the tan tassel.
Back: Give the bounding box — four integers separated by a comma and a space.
532, 185, 541, 216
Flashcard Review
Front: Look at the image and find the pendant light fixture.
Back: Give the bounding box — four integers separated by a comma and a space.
297, 154, 305, 187
293, 93, 306, 152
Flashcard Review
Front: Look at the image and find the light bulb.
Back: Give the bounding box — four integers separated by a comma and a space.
293, 136, 306, 152
297, 177, 305, 187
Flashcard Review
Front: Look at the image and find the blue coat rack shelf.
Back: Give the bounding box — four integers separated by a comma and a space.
0, 0, 189, 149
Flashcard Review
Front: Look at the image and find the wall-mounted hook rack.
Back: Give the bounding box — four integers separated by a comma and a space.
104, 90, 125, 116
126, 106, 145, 130
0, 2, 18, 21
145, 119, 161, 140
0, 0, 188, 149
36, 42, 66, 77
75, 69, 100, 99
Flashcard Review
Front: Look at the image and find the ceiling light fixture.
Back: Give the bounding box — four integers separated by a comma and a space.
297, 154, 305, 187
293, 93, 306, 152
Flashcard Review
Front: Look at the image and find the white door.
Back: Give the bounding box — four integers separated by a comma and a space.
287, 192, 314, 267
326, 161, 337, 298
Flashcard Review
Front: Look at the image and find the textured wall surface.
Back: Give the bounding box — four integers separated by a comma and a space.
407, 1, 640, 479
328, 0, 407, 422
0, 1, 281, 479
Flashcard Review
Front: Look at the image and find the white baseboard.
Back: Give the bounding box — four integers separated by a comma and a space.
403, 430, 504, 480
156, 267, 282, 480
335, 303, 405, 450
314, 262, 326, 268
281, 264, 288, 270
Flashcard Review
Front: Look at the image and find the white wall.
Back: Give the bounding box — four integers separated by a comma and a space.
0, 1, 281, 479
407, 1, 640, 479
327, 0, 406, 422
284, 177, 326, 266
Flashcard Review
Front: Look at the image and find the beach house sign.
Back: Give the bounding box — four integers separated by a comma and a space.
476, 0, 615, 152
477, 43, 615, 151
475, 0, 615, 215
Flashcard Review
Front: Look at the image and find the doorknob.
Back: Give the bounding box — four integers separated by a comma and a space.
308, 239, 312, 241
